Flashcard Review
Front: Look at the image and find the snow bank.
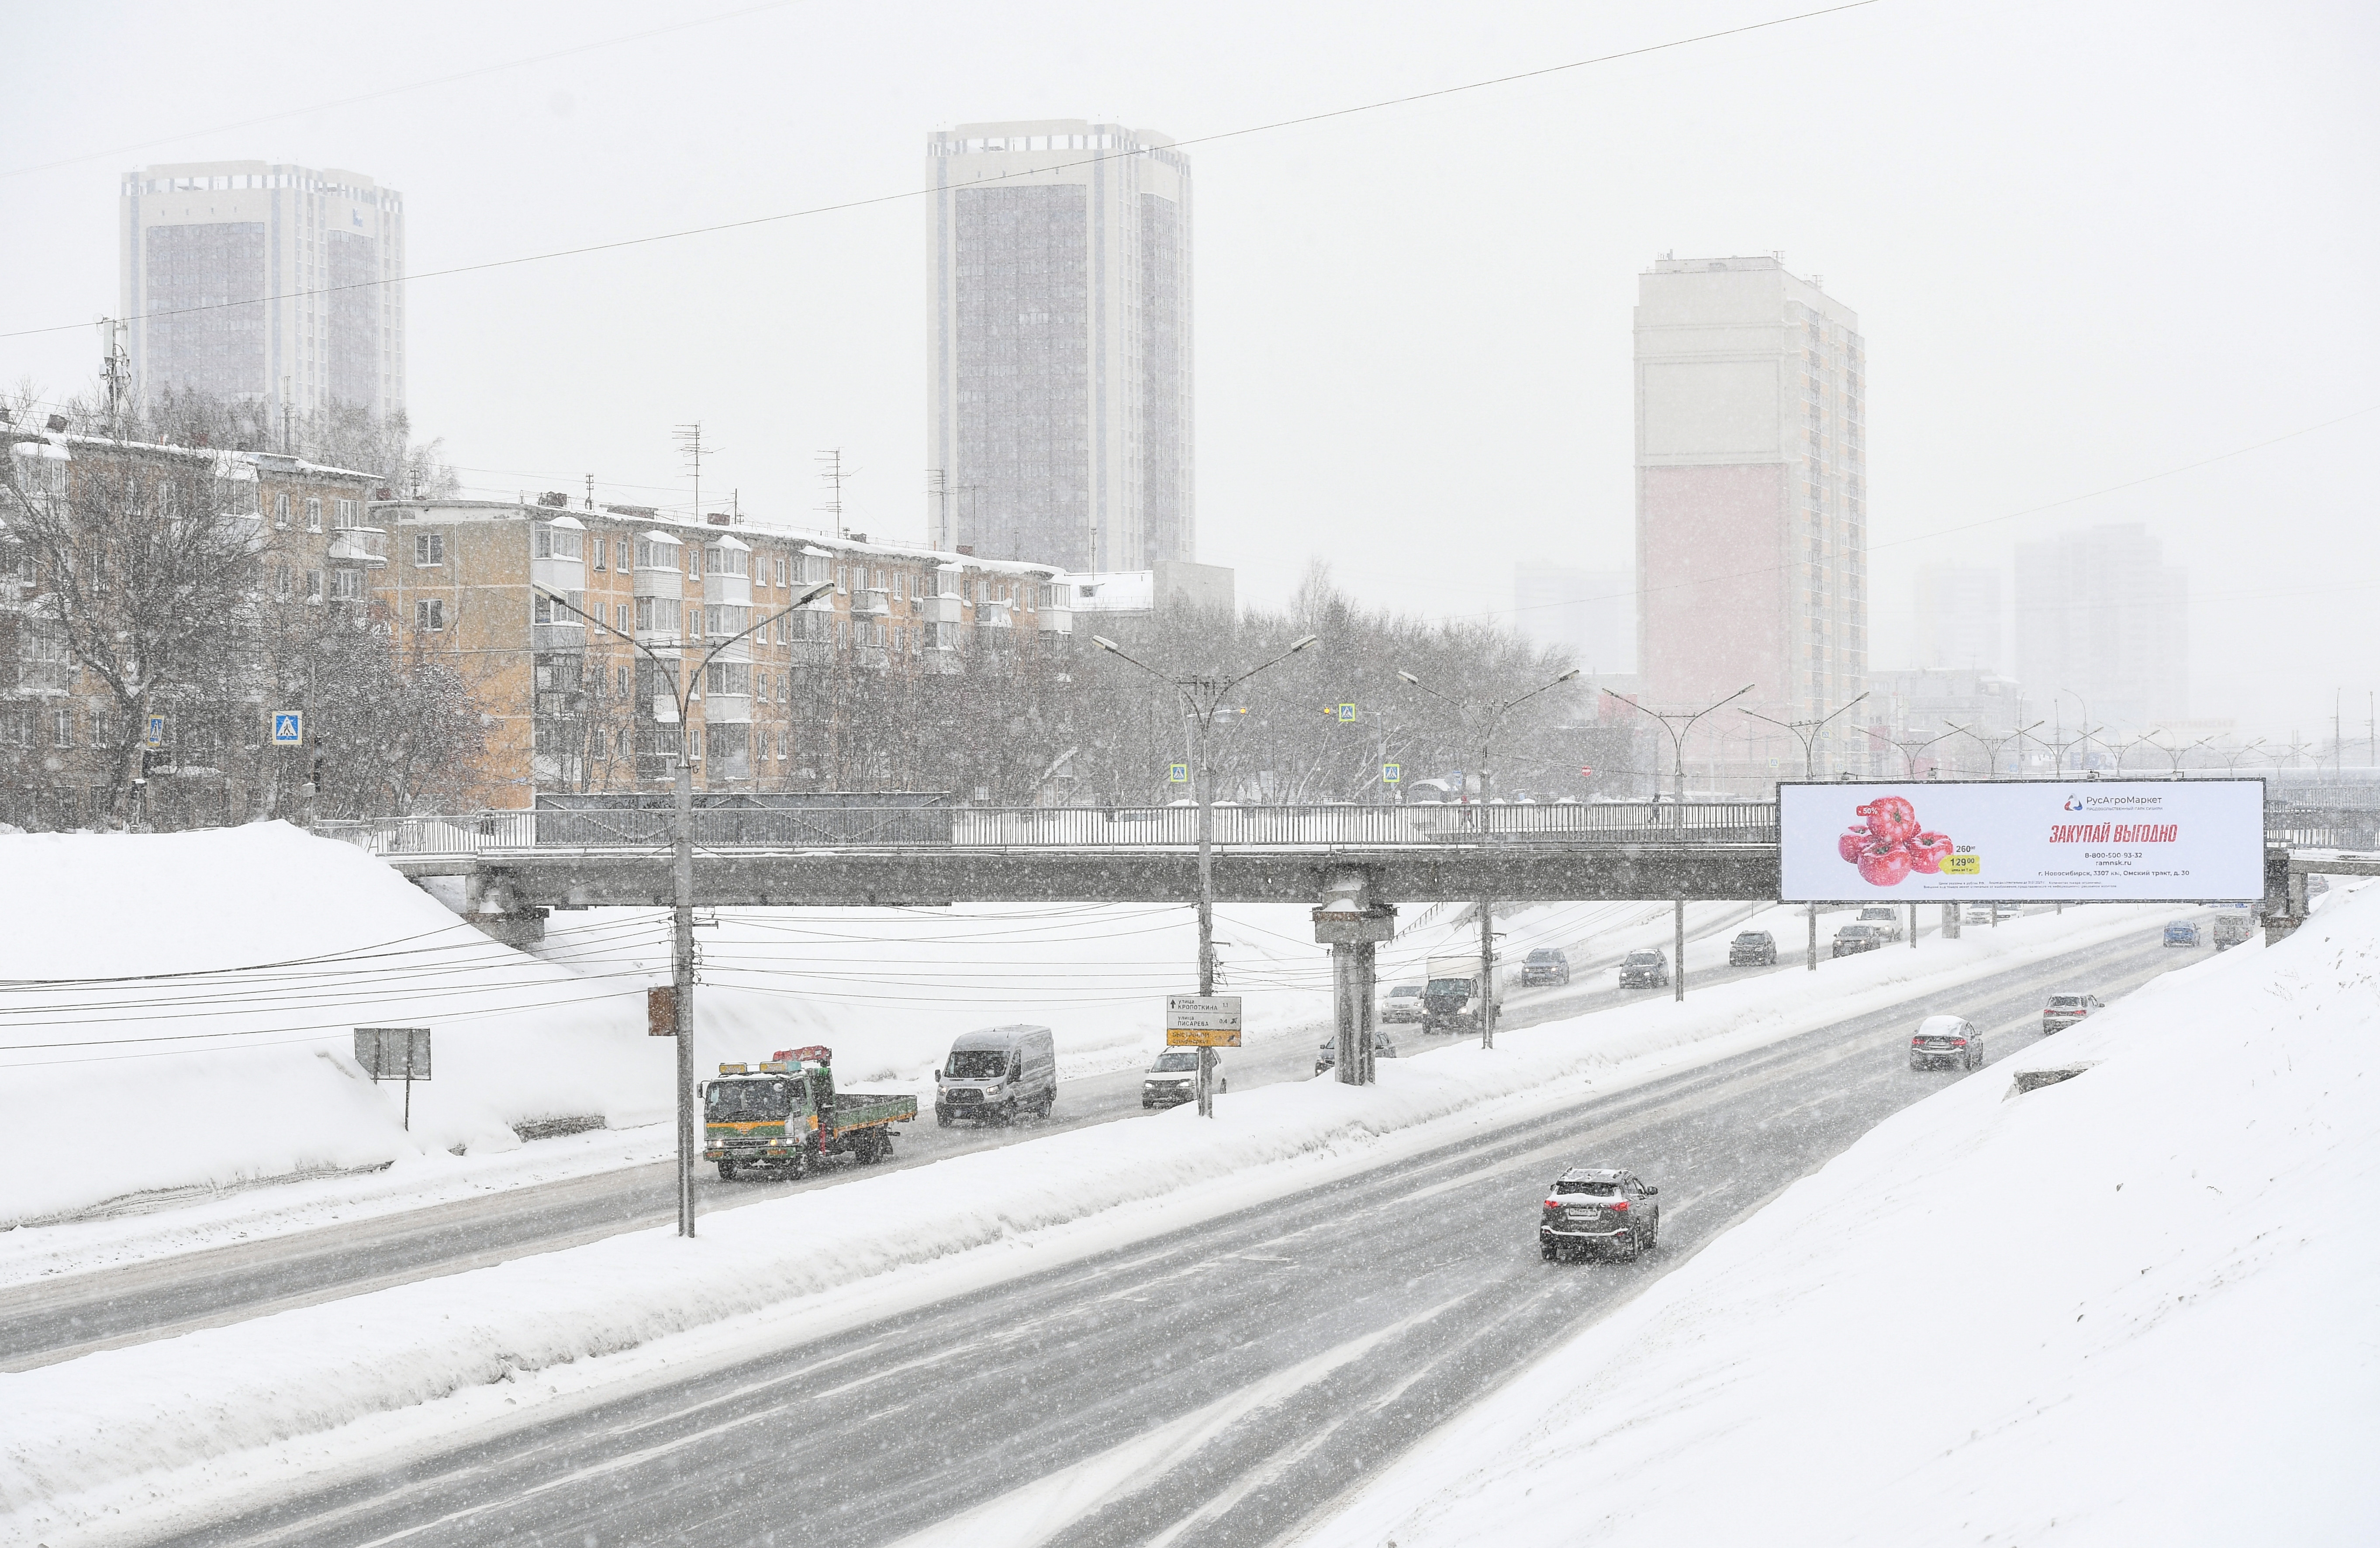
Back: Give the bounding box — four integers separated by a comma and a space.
1299, 888, 2380, 1548
0, 825, 675, 1224
0, 902, 2174, 1539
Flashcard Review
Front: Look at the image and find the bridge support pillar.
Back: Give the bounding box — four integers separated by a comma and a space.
1314, 871, 1395, 1085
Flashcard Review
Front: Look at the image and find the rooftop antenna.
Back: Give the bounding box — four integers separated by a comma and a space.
674, 423, 706, 523
98, 317, 131, 432
584, 473, 596, 511
817, 448, 850, 538
926, 468, 948, 549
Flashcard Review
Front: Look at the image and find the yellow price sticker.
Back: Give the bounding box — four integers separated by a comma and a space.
1941, 854, 1981, 875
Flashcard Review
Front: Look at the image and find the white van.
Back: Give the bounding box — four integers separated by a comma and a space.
935, 1024, 1057, 1126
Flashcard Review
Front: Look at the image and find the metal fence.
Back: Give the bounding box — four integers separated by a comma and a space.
332, 801, 1787, 857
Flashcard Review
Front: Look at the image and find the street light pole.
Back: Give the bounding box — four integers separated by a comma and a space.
1394, 665, 1581, 1048
1744, 691, 1869, 973
1602, 684, 1755, 1002
1093, 631, 1319, 1112
541, 578, 832, 1237
1952, 719, 2045, 781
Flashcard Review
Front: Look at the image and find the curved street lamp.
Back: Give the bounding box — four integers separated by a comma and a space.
1602, 684, 1756, 1004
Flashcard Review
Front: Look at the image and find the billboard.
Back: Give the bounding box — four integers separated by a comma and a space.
1778, 779, 2266, 903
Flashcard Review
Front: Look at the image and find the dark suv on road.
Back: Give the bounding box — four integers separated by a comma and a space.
1539, 1168, 1659, 1261
1521, 948, 1572, 986
1832, 924, 1887, 958
1728, 930, 1777, 966
1617, 949, 1669, 989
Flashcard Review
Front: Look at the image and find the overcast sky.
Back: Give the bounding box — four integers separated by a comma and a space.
3, 0, 2374, 741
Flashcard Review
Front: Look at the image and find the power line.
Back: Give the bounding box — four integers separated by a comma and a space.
0, 1, 1886, 342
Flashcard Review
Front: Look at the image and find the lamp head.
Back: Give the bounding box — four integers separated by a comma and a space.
1091, 635, 1121, 653
1396, 670, 1420, 685
1289, 634, 1320, 653
1555, 667, 1581, 683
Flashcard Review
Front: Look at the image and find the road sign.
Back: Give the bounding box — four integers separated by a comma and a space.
354, 1027, 432, 1130
270, 710, 304, 746
143, 714, 167, 749
1382, 763, 1402, 784
1166, 993, 1243, 1047
1337, 703, 1357, 722
647, 985, 677, 1036
1167, 763, 1190, 784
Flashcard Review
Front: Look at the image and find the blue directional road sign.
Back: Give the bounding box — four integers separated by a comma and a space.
270, 710, 304, 746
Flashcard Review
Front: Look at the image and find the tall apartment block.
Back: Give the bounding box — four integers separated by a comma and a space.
925, 121, 1192, 573
2013, 522, 2187, 733
121, 162, 406, 419
1635, 254, 1866, 777
1912, 558, 2004, 675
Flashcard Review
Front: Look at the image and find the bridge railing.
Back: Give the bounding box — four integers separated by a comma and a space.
332, 802, 1786, 856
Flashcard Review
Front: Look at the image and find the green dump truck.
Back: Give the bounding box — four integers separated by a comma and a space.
701, 1045, 917, 1180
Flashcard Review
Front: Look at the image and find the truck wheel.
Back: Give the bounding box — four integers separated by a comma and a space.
1541, 1241, 1558, 1262
936, 1110, 952, 1128
1644, 1209, 1659, 1249
716, 1161, 737, 1181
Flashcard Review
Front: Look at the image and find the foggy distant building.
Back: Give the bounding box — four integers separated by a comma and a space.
925, 121, 1192, 573
2013, 522, 2188, 733
120, 162, 406, 419
1514, 564, 1635, 673
1635, 255, 1865, 782
1912, 559, 2003, 674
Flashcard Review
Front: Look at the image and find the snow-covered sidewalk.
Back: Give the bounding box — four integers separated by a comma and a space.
0, 901, 2177, 1544
1296, 885, 2380, 1548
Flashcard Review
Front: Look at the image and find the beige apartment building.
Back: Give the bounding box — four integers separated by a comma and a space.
370, 498, 1074, 806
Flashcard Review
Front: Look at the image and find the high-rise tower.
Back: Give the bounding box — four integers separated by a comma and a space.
1635, 254, 1866, 775
925, 121, 1192, 572
120, 162, 406, 420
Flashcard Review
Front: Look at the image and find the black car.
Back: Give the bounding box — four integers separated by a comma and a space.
1521, 947, 1572, 986
1617, 949, 1669, 988
1728, 929, 1777, 966
1832, 924, 1887, 957
1539, 1167, 1660, 1261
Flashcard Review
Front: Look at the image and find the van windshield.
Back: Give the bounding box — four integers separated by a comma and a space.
706, 1078, 796, 1121
1425, 978, 1472, 996
946, 1050, 1009, 1079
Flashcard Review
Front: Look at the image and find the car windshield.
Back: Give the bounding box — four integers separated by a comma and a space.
1625, 951, 1661, 965
1553, 1179, 1619, 1196
1388, 985, 1421, 998
945, 1050, 1009, 1079
1527, 950, 1560, 963
706, 1078, 796, 1121
1735, 933, 1767, 943
1150, 1051, 1199, 1072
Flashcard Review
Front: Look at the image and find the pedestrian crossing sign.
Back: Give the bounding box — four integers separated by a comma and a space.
1337, 703, 1357, 722
143, 715, 167, 749
1382, 763, 1402, 784
1168, 763, 1189, 784
271, 711, 304, 746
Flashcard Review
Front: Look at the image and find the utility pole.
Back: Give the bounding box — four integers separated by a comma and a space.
1395, 664, 1581, 1046
539, 577, 833, 1237
1092, 632, 1320, 1109
98, 318, 131, 432
1603, 684, 1755, 1002
1744, 691, 1869, 972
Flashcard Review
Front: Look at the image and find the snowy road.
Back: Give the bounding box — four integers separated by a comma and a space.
0, 915, 1805, 1372
142, 925, 2204, 1548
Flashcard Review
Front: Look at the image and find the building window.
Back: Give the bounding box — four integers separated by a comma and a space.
330, 569, 363, 601
51, 707, 75, 748
836, 565, 848, 594
592, 539, 607, 571
616, 602, 631, 633
774, 556, 788, 587
705, 662, 751, 696
305, 497, 323, 532
617, 665, 632, 698
334, 498, 360, 529
274, 492, 290, 529
416, 598, 445, 631
305, 570, 323, 602
415, 533, 444, 566
273, 563, 293, 600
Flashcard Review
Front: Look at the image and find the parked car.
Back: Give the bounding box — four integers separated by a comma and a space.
2163, 921, 2202, 948
1832, 924, 1888, 958
1908, 1014, 1982, 1071
1379, 982, 1427, 1023
1964, 905, 1993, 924
1315, 1030, 1400, 1075
1520, 947, 1572, 987
2214, 913, 2255, 950
936, 1024, 1057, 1126
1617, 949, 1670, 988
2041, 992, 2103, 1034
1728, 930, 1777, 966
1142, 1047, 1226, 1108
1538, 1167, 1660, 1261
1857, 905, 1904, 942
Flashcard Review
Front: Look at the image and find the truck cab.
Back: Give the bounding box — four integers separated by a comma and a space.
702, 1047, 915, 1180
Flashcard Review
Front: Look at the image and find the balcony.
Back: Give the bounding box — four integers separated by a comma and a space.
853, 587, 892, 618
919, 594, 964, 625
531, 622, 586, 653
702, 693, 753, 724
327, 526, 388, 567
